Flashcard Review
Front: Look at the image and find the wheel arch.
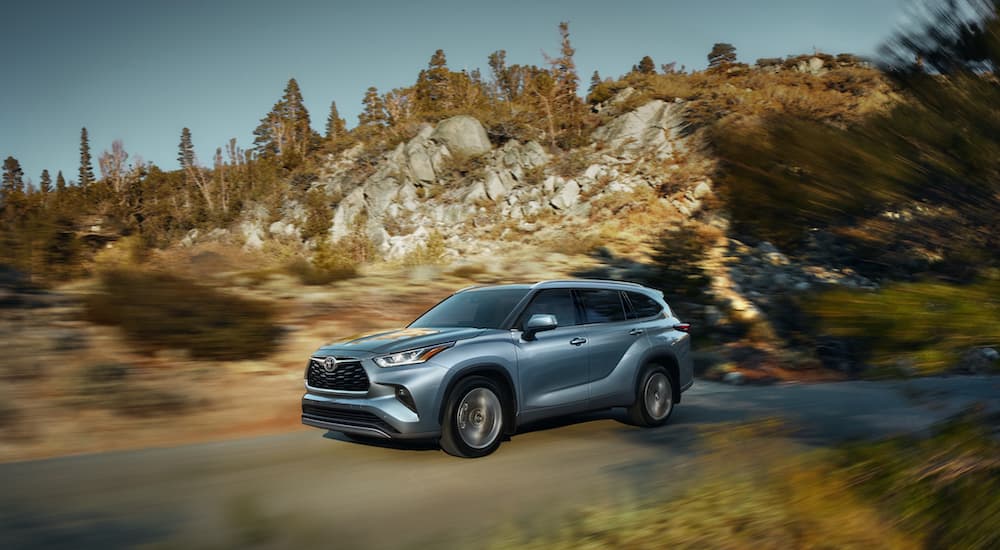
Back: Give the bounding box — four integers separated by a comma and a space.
438, 364, 518, 435
636, 351, 682, 403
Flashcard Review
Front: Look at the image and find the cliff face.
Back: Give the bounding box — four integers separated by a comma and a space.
304, 98, 710, 261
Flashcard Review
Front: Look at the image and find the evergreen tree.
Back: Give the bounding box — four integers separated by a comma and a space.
79, 127, 95, 188
417, 49, 452, 111
536, 21, 583, 147
554, 22, 579, 98
325, 100, 346, 138
589, 70, 602, 93
253, 78, 318, 159
1, 157, 27, 224
55, 171, 66, 193
637, 55, 656, 74
39, 169, 51, 195
2, 156, 25, 197
358, 86, 387, 127
708, 43, 738, 68
488, 50, 517, 101
178, 127, 195, 168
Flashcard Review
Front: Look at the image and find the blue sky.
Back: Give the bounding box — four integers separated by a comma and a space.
1, 0, 907, 184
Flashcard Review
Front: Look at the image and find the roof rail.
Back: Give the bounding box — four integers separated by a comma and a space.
535, 279, 646, 287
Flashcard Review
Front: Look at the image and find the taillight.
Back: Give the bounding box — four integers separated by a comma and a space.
673, 323, 691, 333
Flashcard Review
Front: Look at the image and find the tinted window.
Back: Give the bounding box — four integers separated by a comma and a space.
410, 288, 529, 329
579, 289, 626, 324
627, 292, 664, 319
518, 289, 579, 328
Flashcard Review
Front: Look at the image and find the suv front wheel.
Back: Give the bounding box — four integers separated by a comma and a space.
627, 365, 675, 427
440, 376, 505, 458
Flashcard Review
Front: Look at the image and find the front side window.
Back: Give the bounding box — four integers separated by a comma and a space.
517, 289, 579, 328
410, 288, 529, 329
578, 289, 626, 324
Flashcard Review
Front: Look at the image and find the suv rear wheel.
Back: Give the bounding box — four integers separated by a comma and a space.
440, 376, 505, 458
627, 365, 675, 427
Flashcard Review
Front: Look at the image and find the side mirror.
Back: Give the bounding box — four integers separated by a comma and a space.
523, 314, 558, 340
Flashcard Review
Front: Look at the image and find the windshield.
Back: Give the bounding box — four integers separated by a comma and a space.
409, 288, 529, 329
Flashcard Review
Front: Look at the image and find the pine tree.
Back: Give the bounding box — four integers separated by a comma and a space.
358, 86, 387, 127
488, 50, 520, 102
178, 127, 196, 168
325, 100, 346, 139
417, 49, 452, 111
79, 127, 95, 188
39, 169, 51, 195
637, 55, 656, 74
708, 43, 738, 68
554, 22, 579, 98
2, 156, 25, 197
55, 171, 66, 193
536, 22, 583, 148
589, 70, 602, 93
253, 78, 318, 159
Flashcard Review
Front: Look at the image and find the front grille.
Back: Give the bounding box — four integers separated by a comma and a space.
302, 404, 398, 434
307, 357, 370, 391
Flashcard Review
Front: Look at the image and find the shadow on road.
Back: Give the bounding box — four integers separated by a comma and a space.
322, 431, 439, 451
0, 506, 174, 550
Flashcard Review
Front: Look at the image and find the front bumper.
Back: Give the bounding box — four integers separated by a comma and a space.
301, 357, 448, 440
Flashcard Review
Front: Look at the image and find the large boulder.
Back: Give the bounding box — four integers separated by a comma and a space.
593, 99, 683, 156
432, 116, 492, 158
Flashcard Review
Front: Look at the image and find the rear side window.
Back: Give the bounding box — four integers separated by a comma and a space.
626, 291, 664, 319
578, 289, 627, 324
518, 289, 580, 328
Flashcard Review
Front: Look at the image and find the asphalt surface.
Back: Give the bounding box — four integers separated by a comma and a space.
1, 376, 998, 549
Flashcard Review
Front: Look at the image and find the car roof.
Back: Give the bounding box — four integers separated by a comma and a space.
457, 279, 655, 294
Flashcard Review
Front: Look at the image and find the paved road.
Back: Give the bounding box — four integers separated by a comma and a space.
1, 376, 998, 549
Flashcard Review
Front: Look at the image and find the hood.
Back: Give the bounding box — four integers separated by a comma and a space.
318, 327, 486, 355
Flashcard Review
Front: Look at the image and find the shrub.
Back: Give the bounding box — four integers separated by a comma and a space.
447, 263, 488, 279
491, 420, 915, 550
400, 230, 446, 266
78, 363, 189, 417
84, 269, 281, 360
804, 277, 1000, 374
493, 412, 999, 550
286, 247, 358, 286
837, 410, 1000, 549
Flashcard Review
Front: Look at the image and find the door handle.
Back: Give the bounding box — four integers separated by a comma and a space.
629, 328, 645, 336
569, 337, 587, 346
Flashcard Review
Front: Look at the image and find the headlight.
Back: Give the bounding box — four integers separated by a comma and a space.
373, 342, 454, 368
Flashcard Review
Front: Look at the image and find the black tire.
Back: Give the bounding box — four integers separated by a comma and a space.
440, 376, 506, 458
627, 365, 675, 427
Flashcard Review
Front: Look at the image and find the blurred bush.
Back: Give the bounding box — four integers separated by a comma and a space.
77, 363, 189, 416
493, 411, 1000, 549
84, 269, 281, 360
492, 420, 914, 550
285, 236, 360, 286
805, 277, 1000, 374
400, 230, 447, 266
839, 409, 1000, 550
285, 257, 357, 285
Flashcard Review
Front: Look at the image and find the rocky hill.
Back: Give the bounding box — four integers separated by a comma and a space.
200, 96, 705, 267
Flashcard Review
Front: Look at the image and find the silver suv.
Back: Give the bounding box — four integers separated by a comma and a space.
301, 280, 693, 457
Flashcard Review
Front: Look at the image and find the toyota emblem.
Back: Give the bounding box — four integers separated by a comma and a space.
323, 356, 338, 373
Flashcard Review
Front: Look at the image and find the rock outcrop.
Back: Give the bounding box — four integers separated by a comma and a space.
593, 99, 686, 157
260, 99, 698, 259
